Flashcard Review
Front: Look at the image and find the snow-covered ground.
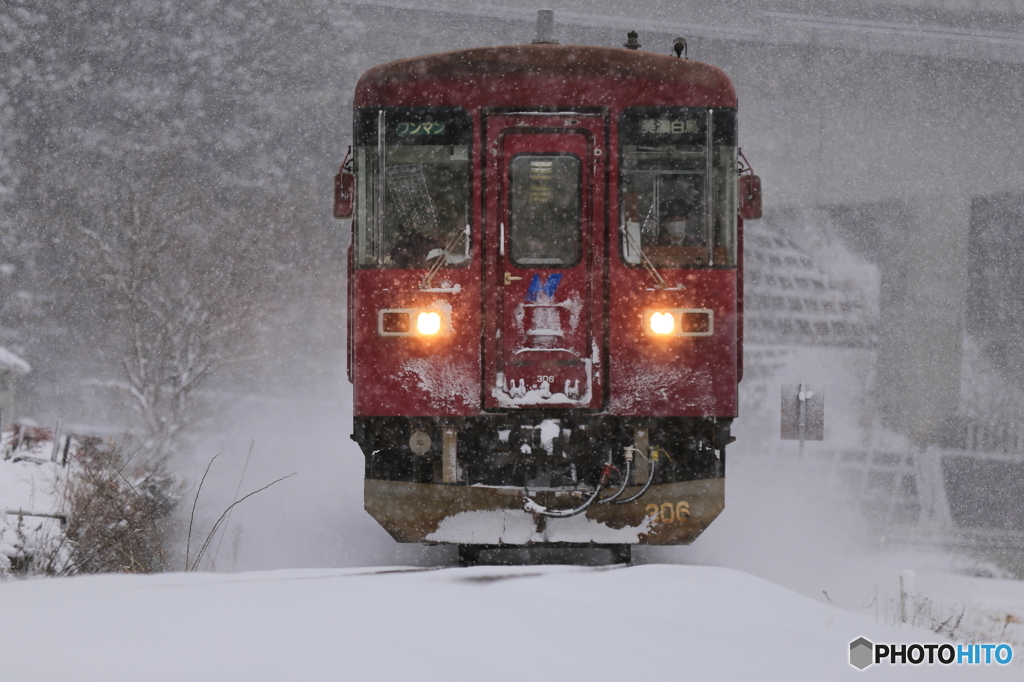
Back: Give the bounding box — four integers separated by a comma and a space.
0, 563, 1018, 681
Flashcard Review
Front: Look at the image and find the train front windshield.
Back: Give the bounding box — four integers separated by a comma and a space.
353, 107, 472, 269
619, 107, 737, 268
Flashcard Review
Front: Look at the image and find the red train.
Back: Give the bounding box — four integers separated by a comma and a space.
336, 14, 761, 565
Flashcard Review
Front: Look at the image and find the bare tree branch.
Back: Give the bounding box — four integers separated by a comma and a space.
189, 472, 296, 572
185, 455, 219, 570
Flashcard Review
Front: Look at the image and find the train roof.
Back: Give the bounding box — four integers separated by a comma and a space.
354, 44, 737, 110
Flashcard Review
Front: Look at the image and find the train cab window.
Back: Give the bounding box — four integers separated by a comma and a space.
353, 107, 472, 269
509, 154, 581, 268
619, 107, 737, 268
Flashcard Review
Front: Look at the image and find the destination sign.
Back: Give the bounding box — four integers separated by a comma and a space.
355, 108, 471, 146
620, 107, 735, 147
397, 122, 446, 135
639, 119, 701, 135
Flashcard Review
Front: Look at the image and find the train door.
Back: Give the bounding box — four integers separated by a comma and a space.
482, 112, 606, 409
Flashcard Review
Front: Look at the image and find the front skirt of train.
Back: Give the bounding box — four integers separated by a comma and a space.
365, 477, 724, 545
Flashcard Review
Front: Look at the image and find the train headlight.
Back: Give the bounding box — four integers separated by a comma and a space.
416, 311, 442, 335
643, 308, 715, 337
649, 311, 675, 335
378, 308, 450, 337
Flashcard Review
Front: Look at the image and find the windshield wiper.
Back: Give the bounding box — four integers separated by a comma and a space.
620, 221, 667, 289
419, 223, 469, 289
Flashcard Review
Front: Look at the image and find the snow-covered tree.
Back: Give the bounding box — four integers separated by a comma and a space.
65, 155, 291, 458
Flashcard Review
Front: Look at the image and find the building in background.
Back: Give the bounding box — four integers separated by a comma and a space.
0, 347, 30, 429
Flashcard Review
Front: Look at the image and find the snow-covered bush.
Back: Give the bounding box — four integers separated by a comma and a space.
60, 436, 181, 574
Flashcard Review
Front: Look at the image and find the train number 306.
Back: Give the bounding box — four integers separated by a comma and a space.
645, 501, 690, 524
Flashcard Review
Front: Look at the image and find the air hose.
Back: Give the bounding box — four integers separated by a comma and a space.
598, 447, 636, 504
612, 448, 664, 505
522, 465, 613, 518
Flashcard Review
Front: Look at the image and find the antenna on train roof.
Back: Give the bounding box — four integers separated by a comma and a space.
532, 9, 559, 44
673, 37, 688, 58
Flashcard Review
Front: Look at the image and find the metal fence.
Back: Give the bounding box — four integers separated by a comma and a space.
797, 445, 1024, 553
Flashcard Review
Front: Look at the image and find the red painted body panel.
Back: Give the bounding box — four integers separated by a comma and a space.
350, 44, 740, 419
354, 45, 737, 110
352, 267, 482, 416
605, 267, 737, 416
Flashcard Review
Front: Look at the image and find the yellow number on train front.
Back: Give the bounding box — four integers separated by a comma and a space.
645, 501, 690, 524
